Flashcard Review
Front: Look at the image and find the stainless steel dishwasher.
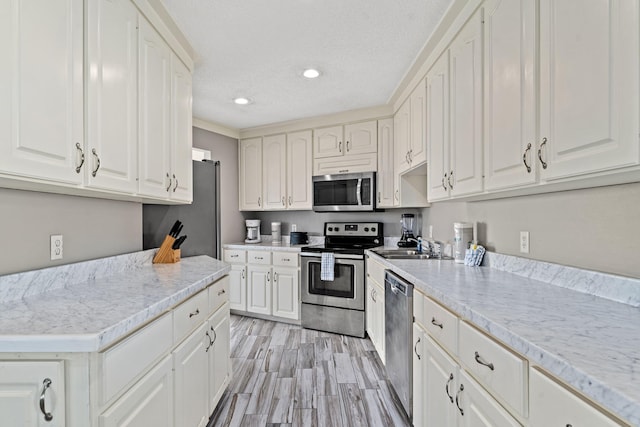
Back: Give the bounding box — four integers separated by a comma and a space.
385, 270, 413, 420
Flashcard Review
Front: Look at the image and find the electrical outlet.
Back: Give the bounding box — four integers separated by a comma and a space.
50, 235, 63, 260
519, 231, 530, 254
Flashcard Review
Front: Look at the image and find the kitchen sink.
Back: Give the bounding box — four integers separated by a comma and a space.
371, 249, 453, 260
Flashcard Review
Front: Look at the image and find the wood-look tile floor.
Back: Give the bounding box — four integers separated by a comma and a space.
208, 315, 411, 427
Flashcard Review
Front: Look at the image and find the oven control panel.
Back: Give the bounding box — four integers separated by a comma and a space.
324, 222, 382, 237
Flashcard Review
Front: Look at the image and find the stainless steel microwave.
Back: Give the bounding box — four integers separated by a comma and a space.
312, 172, 375, 212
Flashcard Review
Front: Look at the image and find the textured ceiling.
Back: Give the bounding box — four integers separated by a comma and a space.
161, 0, 453, 130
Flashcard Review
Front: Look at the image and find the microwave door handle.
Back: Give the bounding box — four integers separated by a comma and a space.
356, 178, 363, 206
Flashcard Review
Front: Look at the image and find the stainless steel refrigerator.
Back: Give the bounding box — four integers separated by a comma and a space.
143, 160, 221, 259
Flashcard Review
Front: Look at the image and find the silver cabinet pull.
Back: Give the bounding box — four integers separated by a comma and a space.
538, 137, 548, 169
189, 308, 200, 318
173, 174, 178, 192
339, 169, 349, 173
288, 196, 293, 206
409, 149, 413, 163
448, 170, 454, 190
267, 271, 270, 282
405, 151, 410, 164
395, 189, 399, 201
371, 289, 377, 303
241, 268, 245, 279
217, 289, 226, 296
39, 378, 53, 422
230, 254, 239, 258
431, 317, 444, 329
91, 148, 101, 177
274, 272, 278, 282
210, 325, 217, 344
378, 192, 381, 203
445, 373, 454, 403
281, 196, 285, 206
166, 173, 172, 192
455, 384, 464, 415
523, 142, 532, 173
255, 256, 263, 260
441, 175, 447, 190
282, 258, 290, 262
258, 196, 261, 207
474, 351, 494, 371
339, 141, 343, 153
75, 143, 85, 173
414, 337, 421, 360
346, 140, 350, 152
205, 331, 212, 351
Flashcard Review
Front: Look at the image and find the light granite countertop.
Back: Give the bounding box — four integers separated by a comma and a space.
366, 250, 640, 426
224, 235, 324, 252
0, 252, 230, 353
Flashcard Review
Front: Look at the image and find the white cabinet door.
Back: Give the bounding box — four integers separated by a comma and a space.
424, 335, 458, 427
138, 16, 171, 199
539, 0, 640, 180
239, 137, 263, 210
366, 279, 384, 362
0, 361, 65, 427
0, 0, 83, 184
449, 9, 483, 196
483, 0, 537, 191
99, 355, 174, 427
287, 130, 313, 210
457, 369, 521, 427
208, 304, 231, 411
529, 368, 621, 427
263, 134, 287, 210
409, 82, 427, 166
247, 265, 271, 315
169, 55, 193, 202
394, 99, 411, 175
412, 324, 425, 427
426, 52, 450, 202
377, 118, 395, 208
344, 121, 378, 155
272, 267, 299, 320
173, 324, 209, 427
449, 9, 483, 197
228, 264, 247, 311
313, 125, 343, 158
86, 0, 138, 193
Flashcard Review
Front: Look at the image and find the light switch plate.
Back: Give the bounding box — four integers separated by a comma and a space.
519, 231, 530, 254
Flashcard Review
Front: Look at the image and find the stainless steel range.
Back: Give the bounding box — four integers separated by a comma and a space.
300, 222, 383, 337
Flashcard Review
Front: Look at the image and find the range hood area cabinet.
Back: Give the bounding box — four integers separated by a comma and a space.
239, 131, 313, 211
312, 121, 378, 175
0, 0, 194, 204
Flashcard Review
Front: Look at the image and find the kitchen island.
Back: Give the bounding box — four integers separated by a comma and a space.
366, 250, 640, 426
0, 250, 231, 426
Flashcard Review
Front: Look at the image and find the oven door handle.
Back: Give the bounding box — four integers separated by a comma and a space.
300, 252, 364, 261
356, 178, 363, 206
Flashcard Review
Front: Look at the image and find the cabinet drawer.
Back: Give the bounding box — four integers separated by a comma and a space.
224, 249, 246, 264
459, 321, 528, 418
424, 297, 458, 355
272, 251, 298, 267
530, 368, 622, 427
99, 312, 173, 405
209, 276, 230, 313
247, 251, 271, 265
366, 256, 386, 285
173, 289, 208, 341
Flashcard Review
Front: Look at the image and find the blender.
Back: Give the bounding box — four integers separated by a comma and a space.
397, 213, 417, 247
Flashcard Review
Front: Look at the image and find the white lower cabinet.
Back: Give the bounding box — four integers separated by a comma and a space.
365, 256, 386, 363
208, 304, 231, 411
0, 361, 66, 427
247, 265, 272, 315
99, 355, 174, 427
173, 324, 209, 427
529, 367, 622, 427
229, 264, 247, 311
457, 369, 521, 427
272, 266, 299, 320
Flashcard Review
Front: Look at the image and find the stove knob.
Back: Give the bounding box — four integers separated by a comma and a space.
328, 227, 333, 232
371, 227, 376, 232
334, 226, 340, 231
364, 227, 369, 232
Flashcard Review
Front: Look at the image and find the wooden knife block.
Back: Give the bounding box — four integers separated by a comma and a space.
152, 235, 181, 264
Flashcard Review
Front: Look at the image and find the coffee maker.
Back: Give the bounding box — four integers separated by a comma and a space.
245, 219, 261, 244
397, 213, 417, 247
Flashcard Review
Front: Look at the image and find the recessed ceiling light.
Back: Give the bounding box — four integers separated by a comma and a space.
233, 97, 251, 105
302, 68, 320, 79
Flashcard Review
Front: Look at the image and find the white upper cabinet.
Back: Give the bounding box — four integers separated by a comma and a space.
0, 0, 84, 185
263, 134, 287, 210
287, 130, 313, 210
539, 0, 639, 180
137, 15, 172, 199
86, 0, 138, 194
239, 137, 263, 210
394, 99, 411, 176
377, 118, 395, 208
343, 121, 378, 156
396, 82, 427, 175
312, 121, 377, 174
448, 8, 483, 197
313, 125, 343, 159
483, 0, 537, 191
169, 55, 193, 202
426, 51, 450, 202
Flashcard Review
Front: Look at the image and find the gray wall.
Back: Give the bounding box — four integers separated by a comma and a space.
0, 188, 141, 276
421, 182, 640, 278
193, 127, 245, 245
